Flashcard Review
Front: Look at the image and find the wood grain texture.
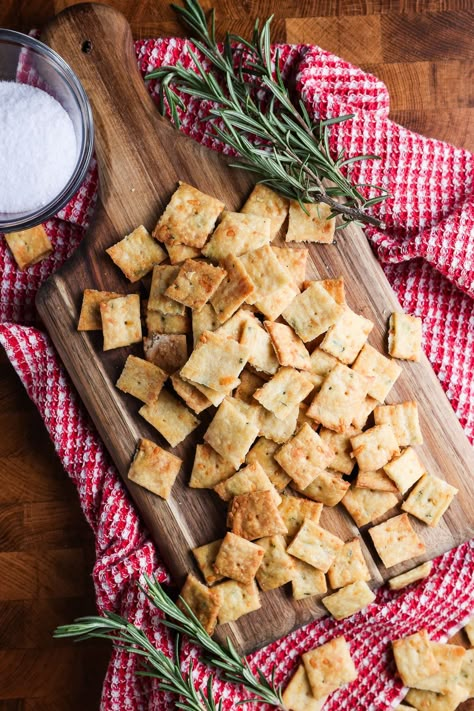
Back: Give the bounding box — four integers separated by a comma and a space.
1, 0, 473, 708
33, 1, 474, 656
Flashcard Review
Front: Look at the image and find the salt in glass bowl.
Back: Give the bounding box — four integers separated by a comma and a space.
0, 29, 94, 233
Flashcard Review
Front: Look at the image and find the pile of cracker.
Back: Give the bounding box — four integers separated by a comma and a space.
394, 625, 474, 711
77, 181, 458, 637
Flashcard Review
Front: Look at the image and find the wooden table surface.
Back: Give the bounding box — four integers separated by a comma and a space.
0, 1, 472, 709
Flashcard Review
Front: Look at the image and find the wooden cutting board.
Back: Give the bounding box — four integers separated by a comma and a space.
37, 3, 474, 655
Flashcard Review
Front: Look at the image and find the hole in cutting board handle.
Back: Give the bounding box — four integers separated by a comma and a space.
81, 40, 93, 54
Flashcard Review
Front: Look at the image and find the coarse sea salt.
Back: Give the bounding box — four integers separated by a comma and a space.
0, 81, 77, 213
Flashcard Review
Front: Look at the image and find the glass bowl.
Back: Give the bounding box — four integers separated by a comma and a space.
0, 29, 94, 233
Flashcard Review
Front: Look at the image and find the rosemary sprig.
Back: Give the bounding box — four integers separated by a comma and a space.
146, 0, 388, 229
54, 576, 287, 710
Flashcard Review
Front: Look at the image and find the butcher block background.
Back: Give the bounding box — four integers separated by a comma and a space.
0, 1, 473, 709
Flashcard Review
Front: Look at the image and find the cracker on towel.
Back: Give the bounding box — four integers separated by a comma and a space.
78, 289, 123, 331
116, 355, 167, 404
192, 539, 224, 585
210, 254, 255, 322
287, 519, 344, 573
143, 333, 188, 374
264, 321, 312, 371
278, 494, 323, 538
255, 535, 295, 591
106, 225, 166, 281
202, 211, 271, 261
341, 485, 399, 527
383, 446, 426, 494
322, 580, 375, 620
282, 664, 328, 711
215, 579, 261, 624
405, 686, 470, 711
392, 629, 440, 687
178, 573, 221, 634
351, 424, 400, 472
247, 438, 291, 491
5, 225, 53, 270
374, 401, 423, 447
139, 389, 199, 448
100, 294, 142, 350
275, 423, 334, 489
320, 308, 374, 365
127, 438, 182, 500
302, 636, 357, 700
165, 259, 226, 311
204, 398, 259, 468
291, 558, 327, 600
306, 363, 369, 433
282, 281, 344, 342
153, 181, 224, 248
352, 343, 402, 402
388, 561, 433, 591
286, 200, 336, 244
228, 490, 288, 540
189, 443, 236, 489
389, 312, 422, 362
411, 642, 466, 695
241, 184, 289, 238
327, 538, 371, 590
253, 367, 314, 420
214, 532, 265, 584
401, 473, 458, 527
369, 513, 426, 568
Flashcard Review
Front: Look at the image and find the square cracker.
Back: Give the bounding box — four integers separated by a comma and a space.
286, 200, 336, 244
388, 561, 433, 590
406, 686, 470, 711
304, 279, 346, 306
204, 398, 259, 468
291, 558, 327, 600
306, 363, 369, 433
389, 312, 422, 362
148, 265, 186, 315
166, 243, 200, 264
356, 468, 399, 493
282, 281, 344, 342
411, 642, 466, 695
319, 426, 360, 475
352, 395, 379, 430
139, 389, 199, 448
77, 289, 123, 331
258, 403, 299, 443
341, 485, 398, 527
297, 469, 350, 507
178, 573, 221, 634
235, 369, 266, 404
214, 308, 254, 341
240, 318, 279, 375
153, 181, 224, 248
202, 211, 271, 261
228, 490, 288, 540
309, 347, 341, 379
100, 294, 142, 350
127, 438, 182, 500
278, 494, 323, 538
264, 321, 312, 371
241, 184, 289, 238
392, 629, 440, 687
327, 538, 371, 590
460, 648, 474, 696
247, 438, 291, 491
210, 255, 255, 322
287, 519, 344, 573
214, 532, 264, 584
275, 423, 334, 489
188, 380, 227, 408
272, 246, 308, 289
106, 225, 166, 282
214, 460, 281, 507
302, 636, 357, 700
170, 372, 212, 414
255, 283, 300, 321
239, 245, 292, 302
192, 539, 224, 585
192, 304, 221, 346
401, 473, 458, 527
369, 513, 426, 568
146, 310, 190, 335
383, 446, 426, 494
282, 665, 327, 711
351, 424, 400, 472
5, 225, 52, 269
253, 367, 314, 420
143, 333, 188, 374
216, 579, 261, 624
322, 580, 375, 620
116, 355, 167, 404
352, 343, 402, 402
189, 443, 235, 489
181, 330, 248, 394
320, 308, 373, 365
374, 401, 423, 447
165, 259, 226, 311
255, 535, 295, 591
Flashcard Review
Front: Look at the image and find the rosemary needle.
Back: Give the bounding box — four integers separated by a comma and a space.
146, 0, 389, 229
54, 576, 288, 710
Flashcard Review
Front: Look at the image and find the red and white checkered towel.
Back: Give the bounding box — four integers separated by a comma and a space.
1, 38, 473, 711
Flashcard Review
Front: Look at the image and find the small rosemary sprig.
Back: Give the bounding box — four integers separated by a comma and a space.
146, 0, 388, 229
54, 575, 287, 710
